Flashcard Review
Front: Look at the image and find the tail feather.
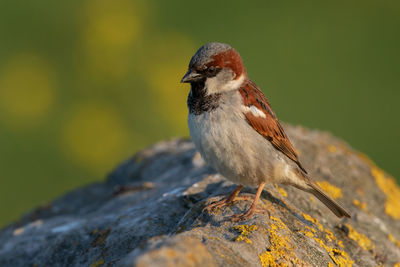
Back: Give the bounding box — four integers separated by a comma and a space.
307, 182, 351, 218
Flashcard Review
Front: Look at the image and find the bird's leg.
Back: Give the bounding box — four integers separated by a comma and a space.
203, 185, 243, 212
231, 182, 265, 222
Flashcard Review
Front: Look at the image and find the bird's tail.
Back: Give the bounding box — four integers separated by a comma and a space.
306, 181, 351, 218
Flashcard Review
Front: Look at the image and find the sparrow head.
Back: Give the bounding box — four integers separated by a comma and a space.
181, 42, 247, 94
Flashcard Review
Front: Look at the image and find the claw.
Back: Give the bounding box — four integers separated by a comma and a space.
203, 183, 267, 222
202, 185, 243, 213
229, 207, 268, 222
230, 209, 256, 222
230, 182, 266, 222
203, 198, 233, 212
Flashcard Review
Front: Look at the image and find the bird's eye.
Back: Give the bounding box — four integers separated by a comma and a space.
206, 66, 219, 77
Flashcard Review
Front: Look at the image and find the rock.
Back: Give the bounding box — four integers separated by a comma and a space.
0, 125, 399, 267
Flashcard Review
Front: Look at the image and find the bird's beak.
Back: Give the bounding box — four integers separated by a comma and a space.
181, 69, 202, 83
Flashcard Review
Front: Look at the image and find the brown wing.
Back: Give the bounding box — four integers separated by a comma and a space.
239, 80, 307, 173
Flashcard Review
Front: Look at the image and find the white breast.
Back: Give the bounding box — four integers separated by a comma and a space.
188, 90, 283, 186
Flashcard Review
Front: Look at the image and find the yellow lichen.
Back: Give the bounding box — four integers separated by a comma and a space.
330, 248, 353, 267
300, 229, 353, 266
345, 224, 374, 251
352, 199, 368, 212
388, 234, 400, 248
357, 153, 400, 220
357, 152, 376, 167
371, 167, 400, 220
166, 249, 178, 258
324, 229, 336, 243
316, 181, 343, 199
274, 184, 288, 197
91, 228, 111, 247
302, 213, 324, 231
305, 226, 317, 233
232, 225, 258, 244
90, 259, 104, 267
328, 145, 337, 153
301, 213, 353, 266
204, 234, 218, 241
259, 217, 305, 267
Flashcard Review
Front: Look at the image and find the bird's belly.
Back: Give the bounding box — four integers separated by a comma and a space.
188, 108, 280, 186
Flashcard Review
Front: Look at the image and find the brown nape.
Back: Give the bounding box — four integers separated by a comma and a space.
207, 49, 246, 79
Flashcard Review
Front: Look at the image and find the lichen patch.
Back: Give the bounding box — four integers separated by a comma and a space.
345, 224, 375, 251
328, 145, 337, 153
302, 213, 324, 232
232, 225, 258, 244
91, 228, 111, 247
352, 199, 368, 212
259, 217, 305, 267
90, 259, 104, 267
371, 167, 400, 220
300, 213, 353, 266
388, 234, 400, 248
316, 181, 343, 199
274, 184, 287, 198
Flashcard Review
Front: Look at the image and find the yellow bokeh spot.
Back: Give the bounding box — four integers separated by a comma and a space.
144, 34, 196, 134
316, 181, 343, 199
62, 103, 130, 175
149, 63, 188, 131
81, 0, 144, 79
0, 54, 55, 127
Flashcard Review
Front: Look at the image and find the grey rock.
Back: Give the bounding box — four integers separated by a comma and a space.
0, 125, 399, 267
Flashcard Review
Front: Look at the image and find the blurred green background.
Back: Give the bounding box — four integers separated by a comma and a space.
0, 0, 399, 227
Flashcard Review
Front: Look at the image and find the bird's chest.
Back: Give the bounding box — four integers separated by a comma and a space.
188, 91, 242, 156
188, 107, 237, 158
187, 92, 254, 178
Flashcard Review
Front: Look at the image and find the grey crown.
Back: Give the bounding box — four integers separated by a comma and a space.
189, 42, 232, 68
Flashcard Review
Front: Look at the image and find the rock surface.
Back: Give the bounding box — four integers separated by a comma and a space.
1, 125, 400, 267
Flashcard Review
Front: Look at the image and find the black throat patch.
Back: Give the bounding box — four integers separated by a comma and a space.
187, 80, 221, 115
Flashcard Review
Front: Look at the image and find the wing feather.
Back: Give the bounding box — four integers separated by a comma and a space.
239, 80, 307, 173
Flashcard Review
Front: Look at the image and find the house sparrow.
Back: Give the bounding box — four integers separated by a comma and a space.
181, 42, 350, 221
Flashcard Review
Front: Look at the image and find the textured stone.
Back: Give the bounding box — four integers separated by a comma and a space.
0, 125, 399, 267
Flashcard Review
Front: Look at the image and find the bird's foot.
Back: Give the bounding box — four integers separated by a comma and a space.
203, 195, 253, 212
203, 197, 234, 212
230, 207, 267, 222
234, 195, 254, 201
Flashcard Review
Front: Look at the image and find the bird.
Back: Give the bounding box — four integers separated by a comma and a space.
181, 42, 350, 221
